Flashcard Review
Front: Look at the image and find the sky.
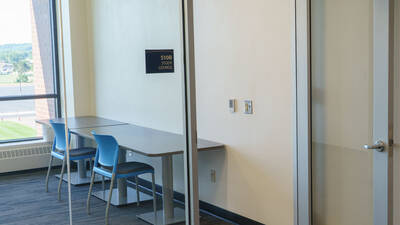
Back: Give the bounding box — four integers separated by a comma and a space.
0, 0, 32, 45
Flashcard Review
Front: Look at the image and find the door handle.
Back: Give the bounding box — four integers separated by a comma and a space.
363, 140, 385, 152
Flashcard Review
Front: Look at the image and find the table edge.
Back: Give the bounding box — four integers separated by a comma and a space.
70, 129, 225, 157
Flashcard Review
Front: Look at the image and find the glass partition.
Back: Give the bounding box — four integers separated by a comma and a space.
62, 0, 194, 224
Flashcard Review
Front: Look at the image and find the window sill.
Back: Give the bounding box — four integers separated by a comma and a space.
0, 139, 52, 151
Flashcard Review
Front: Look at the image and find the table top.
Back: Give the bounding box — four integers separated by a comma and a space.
36, 116, 127, 129
71, 124, 224, 157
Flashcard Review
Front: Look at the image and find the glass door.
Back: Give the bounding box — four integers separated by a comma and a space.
310, 0, 393, 225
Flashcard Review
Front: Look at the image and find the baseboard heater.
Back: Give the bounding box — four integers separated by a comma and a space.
0, 141, 57, 173
127, 177, 264, 225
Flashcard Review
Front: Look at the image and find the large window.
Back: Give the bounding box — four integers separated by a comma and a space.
0, 0, 60, 143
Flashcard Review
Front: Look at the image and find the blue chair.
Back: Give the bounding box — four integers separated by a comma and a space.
87, 132, 157, 225
45, 121, 97, 201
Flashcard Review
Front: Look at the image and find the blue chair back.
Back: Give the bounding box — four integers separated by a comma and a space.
92, 132, 119, 169
50, 121, 70, 151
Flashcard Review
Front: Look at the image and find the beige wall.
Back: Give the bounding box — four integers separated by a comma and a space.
58, 0, 93, 117
194, 0, 293, 223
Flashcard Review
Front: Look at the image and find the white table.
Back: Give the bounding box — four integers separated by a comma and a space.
71, 124, 224, 225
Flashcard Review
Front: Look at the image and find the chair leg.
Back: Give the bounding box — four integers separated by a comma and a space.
105, 173, 116, 225
58, 158, 66, 201
135, 176, 140, 206
87, 169, 96, 215
102, 175, 105, 199
152, 173, 157, 219
45, 155, 53, 192
89, 158, 93, 175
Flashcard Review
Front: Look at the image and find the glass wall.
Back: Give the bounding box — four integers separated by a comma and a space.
66, 0, 192, 224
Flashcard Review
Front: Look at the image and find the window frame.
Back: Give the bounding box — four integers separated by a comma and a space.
0, 0, 61, 144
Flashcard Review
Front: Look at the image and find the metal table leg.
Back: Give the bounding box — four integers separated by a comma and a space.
137, 155, 186, 225
92, 149, 152, 206
56, 135, 104, 185
77, 136, 87, 178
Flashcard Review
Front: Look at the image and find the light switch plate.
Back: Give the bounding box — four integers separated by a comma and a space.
229, 99, 236, 113
244, 100, 253, 114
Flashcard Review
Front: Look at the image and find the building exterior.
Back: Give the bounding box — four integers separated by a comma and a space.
0, 63, 13, 75
30, 0, 56, 137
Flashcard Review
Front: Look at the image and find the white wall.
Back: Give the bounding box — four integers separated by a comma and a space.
87, 0, 184, 132
83, 0, 294, 224
85, 0, 188, 200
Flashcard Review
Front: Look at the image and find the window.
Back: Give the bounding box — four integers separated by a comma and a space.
0, 0, 60, 143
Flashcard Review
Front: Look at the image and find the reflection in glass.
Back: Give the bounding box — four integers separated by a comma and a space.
311, 0, 374, 225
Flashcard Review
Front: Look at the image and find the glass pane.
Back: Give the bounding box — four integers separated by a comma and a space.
0, 98, 55, 141
64, 1, 190, 224
311, 0, 373, 225
0, 0, 56, 96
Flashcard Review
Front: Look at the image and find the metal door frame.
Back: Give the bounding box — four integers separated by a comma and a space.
293, 0, 394, 224
181, 0, 200, 224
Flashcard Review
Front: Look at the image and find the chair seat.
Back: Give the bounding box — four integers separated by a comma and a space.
101, 162, 154, 174
55, 147, 96, 157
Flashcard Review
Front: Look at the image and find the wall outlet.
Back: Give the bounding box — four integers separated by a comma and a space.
244, 100, 253, 114
210, 169, 216, 183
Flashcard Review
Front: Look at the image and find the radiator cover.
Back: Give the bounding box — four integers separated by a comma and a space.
0, 141, 57, 173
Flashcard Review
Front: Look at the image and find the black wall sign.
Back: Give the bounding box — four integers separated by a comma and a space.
145, 49, 174, 74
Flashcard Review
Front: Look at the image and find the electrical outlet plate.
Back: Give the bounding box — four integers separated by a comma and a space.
244, 100, 253, 114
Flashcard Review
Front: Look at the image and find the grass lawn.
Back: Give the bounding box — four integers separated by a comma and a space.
0, 73, 18, 83
0, 121, 36, 141
0, 72, 34, 84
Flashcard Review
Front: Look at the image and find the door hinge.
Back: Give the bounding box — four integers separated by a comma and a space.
389, 139, 394, 147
